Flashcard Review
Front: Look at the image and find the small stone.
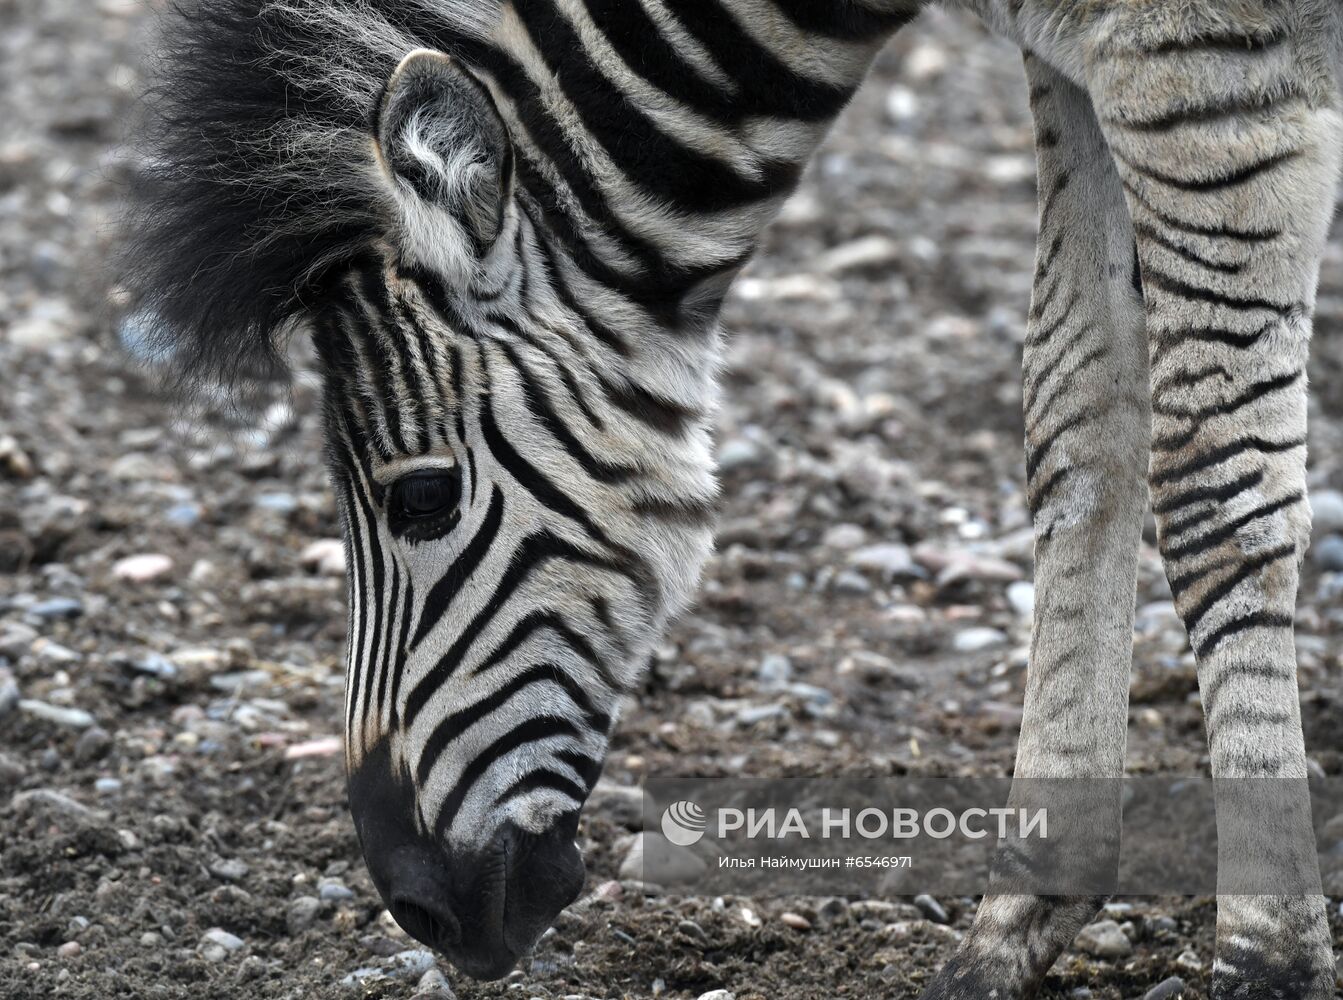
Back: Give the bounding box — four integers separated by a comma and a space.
848, 543, 917, 580
0, 622, 38, 659
319, 880, 355, 902
1174, 950, 1201, 972
695, 991, 735, 1000
389, 949, 437, 978
93, 778, 122, 796
284, 736, 343, 759
1074, 919, 1132, 960
780, 912, 811, 931
619, 832, 707, 884
822, 524, 867, 549
0, 675, 19, 716
0, 752, 24, 787
202, 928, 244, 953
209, 858, 250, 882
816, 235, 901, 275
1006, 581, 1035, 617
73, 727, 112, 763
26, 598, 83, 621
736, 704, 787, 726
1143, 977, 1188, 1000
913, 894, 948, 924
287, 896, 322, 935
33, 639, 78, 664
139, 932, 162, 947
952, 628, 1008, 653
739, 907, 761, 928
415, 966, 455, 996
0, 435, 35, 479
18, 700, 95, 729
112, 553, 174, 583
300, 539, 346, 577
56, 941, 81, 959
757, 654, 792, 684
717, 437, 763, 471
1313, 535, 1343, 572
342, 966, 386, 988
1311, 489, 1343, 536
254, 492, 298, 513
816, 898, 849, 925
832, 571, 872, 595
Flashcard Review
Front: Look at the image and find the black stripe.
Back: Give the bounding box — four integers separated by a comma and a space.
1154, 370, 1301, 421
492, 768, 588, 810
1122, 181, 1281, 243
1161, 491, 1302, 562
1151, 467, 1264, 515
1120, 147, 1298, 193
1135, 221, 1245, 274
496, 340, 638, 483
513, 0, 797, 212
1150, 436, 1303, 488
1142, 266, 1294, 314
481, 390, 609, 540
411, 485, 506, 648
767, 0, 915, 40
595, 371, 699, 436
1107, 85, 1305, 133
403, 531, 636, 725
431, 715, 582, 839
1024, 410, 1088, 481
1180, 542, 1297, 635
660, 0, 854, 121
1194, 609, 1294, 658
387, 576, 415, 728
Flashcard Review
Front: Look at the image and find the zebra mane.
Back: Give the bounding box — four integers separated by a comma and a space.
118, 0, 502, 392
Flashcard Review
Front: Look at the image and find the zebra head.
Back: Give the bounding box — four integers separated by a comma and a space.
326, 51, 717, 979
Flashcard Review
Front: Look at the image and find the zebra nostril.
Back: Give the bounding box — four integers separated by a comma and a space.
390, 896, 461, 951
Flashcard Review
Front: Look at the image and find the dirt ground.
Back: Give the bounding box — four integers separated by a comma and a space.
1, 2, 1342, 999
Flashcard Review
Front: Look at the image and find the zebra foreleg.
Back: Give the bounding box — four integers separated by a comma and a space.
919, 57, 1150, 1000
1087, 6, 1341, 998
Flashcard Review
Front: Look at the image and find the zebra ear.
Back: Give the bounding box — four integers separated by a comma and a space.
375, 49, 512, 274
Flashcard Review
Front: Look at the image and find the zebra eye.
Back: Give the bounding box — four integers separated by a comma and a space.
390, 470, 461, 520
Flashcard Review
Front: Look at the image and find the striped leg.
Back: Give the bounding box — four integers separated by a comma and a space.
920, 57, 1149, 1000
1087, 8, 1340, 998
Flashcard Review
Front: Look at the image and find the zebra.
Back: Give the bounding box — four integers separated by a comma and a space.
119, 0, 1342, 995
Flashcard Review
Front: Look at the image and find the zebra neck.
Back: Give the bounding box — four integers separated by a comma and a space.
469, 1, 920, 324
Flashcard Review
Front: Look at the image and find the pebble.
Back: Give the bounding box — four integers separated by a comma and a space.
73, 726, 112, 763
287, 896, 322, 935
736, 704, 787, 726
33, 639, 78, 664
0, 752, 24, 787
952, 627, 1008, 653
618, 832, 706, 884
202, 928, 244, 953
0, 622, 38, 659
0, 674, 19, 716
111, 553, 174, 583
695, 991, 735, 1000
93, 778, 122, 795
389, 949, 438, 978
717, 438, 764, 471
56, 941, 81, 959
1143, 977, 1187, 1000
209, 858, 250, 882
1313, 534, 1343, 572
816, 898, 849, 925
139, 932, 162, 947
757, 653, 793, 684
1073, 919, 1131, 959
254, 492, 298, 513
1311, 489, 1343, 536
26, 597, 83, 621
817, 235, 901, 275
848, 543, 918, 580
913, 894, 949, 924
1006, 580, 1035, 617
415, 966, 455, 996
1174, 949, 1201, 972
319, 880, 355, 902
18, 700, 95, 729
779, 912, 811, 931
832, 571, 872, 595
128, 652, 178, 679
300, 538, 347, 576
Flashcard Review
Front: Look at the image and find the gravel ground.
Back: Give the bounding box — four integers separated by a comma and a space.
2, 2, 1342, 999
